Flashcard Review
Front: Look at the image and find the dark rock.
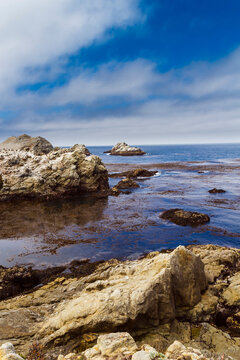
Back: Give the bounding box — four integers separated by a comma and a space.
160, 209, 210, 227
115, 178, 140, 189
0, 174, 3, 189
109, 168, 157, 179
208, 188, 226, 194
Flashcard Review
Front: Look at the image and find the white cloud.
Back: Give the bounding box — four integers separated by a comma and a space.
0, 0, 140, 100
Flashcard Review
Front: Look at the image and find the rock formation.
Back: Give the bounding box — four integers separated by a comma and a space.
0, 245, 240, 359
160, 209, 210, 226
0, 134, 53, 155
0, 145, 109, 201
106, 142, 146, 156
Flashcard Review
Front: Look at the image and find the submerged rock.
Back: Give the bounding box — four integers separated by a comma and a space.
208, 188, 226, 194
0, 145, 109, 201
106, 142, 146, 156
0, 134, 53, 155
160, 209, 210, 226
109, 168, 157, 178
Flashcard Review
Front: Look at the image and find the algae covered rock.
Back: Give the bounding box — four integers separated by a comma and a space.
160, 209, 210, 226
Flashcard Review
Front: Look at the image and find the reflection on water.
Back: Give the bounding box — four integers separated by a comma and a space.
0, 161, 240, 268
0, 196, 108, 239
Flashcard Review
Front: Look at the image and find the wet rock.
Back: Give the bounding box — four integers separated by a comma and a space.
109, 168, 157, 179
0, 266, 40, 300
0, 134, 53, 155
160, 209, 210, 227
208, 188, 226, 194
0, 145, 109, 201
106, 142, 146, 156
115, 178, 140, 189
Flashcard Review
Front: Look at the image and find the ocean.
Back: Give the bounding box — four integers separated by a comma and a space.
89, 143, 240, 164
0, 143, 240, 268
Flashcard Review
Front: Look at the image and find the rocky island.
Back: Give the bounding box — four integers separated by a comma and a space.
0, 135, 109, 201
105, 142, 146, 156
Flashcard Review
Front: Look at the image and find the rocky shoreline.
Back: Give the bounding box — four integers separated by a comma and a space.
0, 245, 240, 359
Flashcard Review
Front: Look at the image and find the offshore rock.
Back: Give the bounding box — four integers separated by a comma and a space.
106, 142, 146, 156
0, 134, 53, 155
160, 209, 210, 227
115, 178, 140, 189
0, 145, 109, 201
208, 188, 226, 194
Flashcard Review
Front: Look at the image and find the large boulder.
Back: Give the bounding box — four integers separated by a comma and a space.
0, 134, 53, 155
0, 247, 206, 353
106, 142, 146, 156
0, 146, 109, 201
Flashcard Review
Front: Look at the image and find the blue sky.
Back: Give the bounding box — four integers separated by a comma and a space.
0, 0, 240, 145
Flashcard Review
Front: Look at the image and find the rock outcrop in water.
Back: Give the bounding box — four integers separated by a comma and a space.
0, 145, 109, 201
160, 209, 210, 226
0, 134, 53, 155
105, 142, 146, 156
109, 168, 157, 178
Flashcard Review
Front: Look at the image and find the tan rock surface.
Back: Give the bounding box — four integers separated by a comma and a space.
0, 134, 53, 155
0, 247, 206, 353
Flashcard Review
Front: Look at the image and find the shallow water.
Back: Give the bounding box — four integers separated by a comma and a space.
0, 152, 240, 268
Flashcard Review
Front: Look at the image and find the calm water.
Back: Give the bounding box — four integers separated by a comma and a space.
0, 143, 240, 268
88, 143, 240, 164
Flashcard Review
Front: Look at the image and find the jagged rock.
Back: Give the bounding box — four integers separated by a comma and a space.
97, 333, 137, 356
165, 341, 207, 360
160, 209, 210, 227
115, 178, 140, 189
188, 245, 240, 283
208, 188, 226, 194
0, 343, 24, 360
71, 144, 91, 156
222, 272, 240, 306
106, 143, 146, 156
0, 134, 53, 155
0, 145, 109, 201
109, 169, 157, 179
